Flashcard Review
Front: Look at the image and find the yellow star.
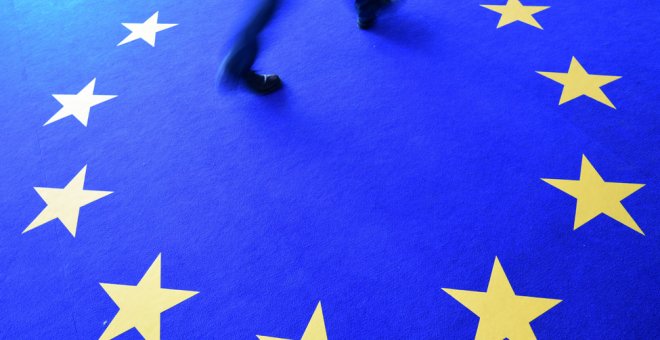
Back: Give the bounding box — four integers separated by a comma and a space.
23, 166, 112, 237
443, 257, 561, 340
537, 57, 622, 108
257, 301, 328, 340
542, 155, 645, 235
99, 254, 198, 340
481, 0, 549, 29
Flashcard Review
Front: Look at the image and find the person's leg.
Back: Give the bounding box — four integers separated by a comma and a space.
220, 0, 282, 93
354, 0, 394, 29
355, 0, 379, 28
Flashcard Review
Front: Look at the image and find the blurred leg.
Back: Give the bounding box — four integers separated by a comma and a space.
222, 0, 278, 79
354, 0, 394, 29
220, 0, 282, 93
355, 0, 380, 22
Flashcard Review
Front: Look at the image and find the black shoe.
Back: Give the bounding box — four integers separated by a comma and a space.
243, 71, 282, 94
358, 17, 376, 29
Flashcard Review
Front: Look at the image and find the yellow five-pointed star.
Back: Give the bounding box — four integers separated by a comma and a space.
23, 166, 112, 237
257, 302, 328, 340
100, 254, 198, 340
481, 0, 549, 29
542, 155, 645, 235
537, 57, 622, 108
46, 78, 117, 127
443, 257, 561, 340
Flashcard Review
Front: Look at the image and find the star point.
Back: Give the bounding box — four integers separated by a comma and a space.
537, 57, 621, 108
542, 155, 645, 235
443, 257, 561, 340
118, 11, 178, 47
23, 166, 112, 237
481, 0, 549, 29
257, 301, 328, 340
100, 254, 198, 340
46, 79, 117, 127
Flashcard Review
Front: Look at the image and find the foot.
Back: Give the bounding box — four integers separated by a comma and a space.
358, 17, 376, 29
243, 70, 282, 94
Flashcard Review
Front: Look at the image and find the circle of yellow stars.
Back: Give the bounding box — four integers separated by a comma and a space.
19, 2, 649, 339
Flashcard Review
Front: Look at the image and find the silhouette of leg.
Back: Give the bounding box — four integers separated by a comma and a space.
355, 0, 394, 29
220, 0, 282, 93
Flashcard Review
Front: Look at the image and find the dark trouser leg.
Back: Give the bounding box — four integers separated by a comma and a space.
222, 0, 279, 80
355, 0, 381, 22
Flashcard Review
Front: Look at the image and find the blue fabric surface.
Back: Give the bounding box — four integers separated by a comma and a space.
1, 0, 658, 338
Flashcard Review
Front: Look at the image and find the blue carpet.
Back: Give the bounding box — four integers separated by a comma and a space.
1, 0, 658, 338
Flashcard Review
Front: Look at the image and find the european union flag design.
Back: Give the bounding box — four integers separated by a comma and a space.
1, 0, 658, 338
